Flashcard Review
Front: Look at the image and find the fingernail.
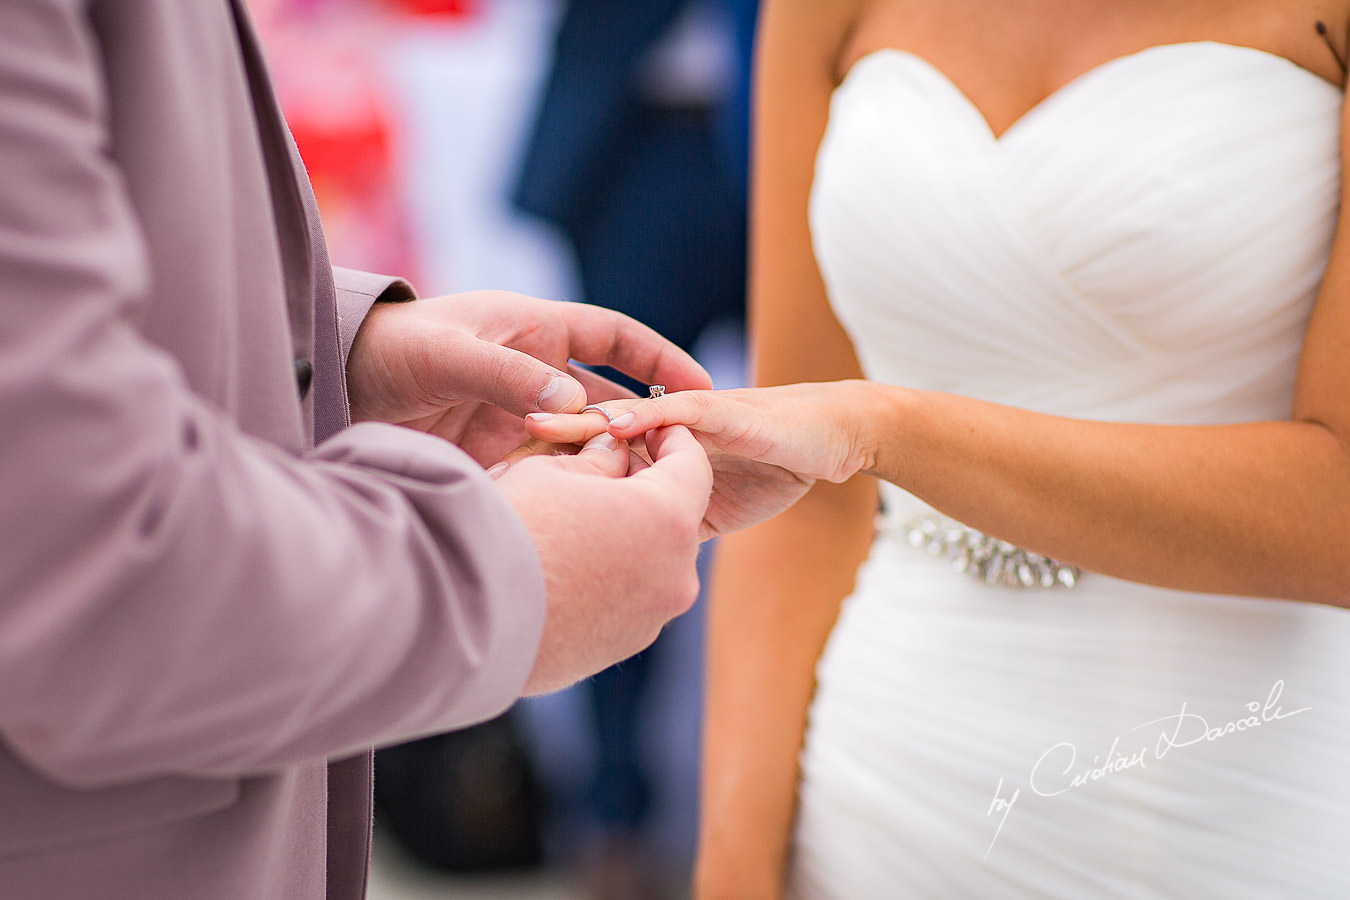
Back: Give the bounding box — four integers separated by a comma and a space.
582, 434, 619, 453
536, 376, 580, 412
526, 412, 556, 423
485, 461, 509, 480
609, 412, 635, 430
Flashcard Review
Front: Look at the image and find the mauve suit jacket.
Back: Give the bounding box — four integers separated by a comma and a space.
0, 1, 547, 897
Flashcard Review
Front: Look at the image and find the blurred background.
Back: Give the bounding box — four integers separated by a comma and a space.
246, 1, 757, 897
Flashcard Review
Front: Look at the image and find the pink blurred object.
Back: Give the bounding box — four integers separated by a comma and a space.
385, 0, 478, 18
248, 0, 420, 281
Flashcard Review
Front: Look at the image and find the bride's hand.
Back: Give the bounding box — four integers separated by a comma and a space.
535, 382, 875, 482
519, 382, 874, 537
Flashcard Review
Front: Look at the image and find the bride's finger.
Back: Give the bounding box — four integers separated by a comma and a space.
524, 398, 641, 444
604, 390, 734, 442
523, 412, 606, 444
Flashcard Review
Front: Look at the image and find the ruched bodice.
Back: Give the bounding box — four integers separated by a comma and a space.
811, 43, 1341, 425
791, 44, 1350, 899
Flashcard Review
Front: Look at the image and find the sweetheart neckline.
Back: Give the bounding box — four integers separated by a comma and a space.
842, 42, 1342, 143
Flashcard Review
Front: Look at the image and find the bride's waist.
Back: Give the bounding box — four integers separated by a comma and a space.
865, 489, 1339, 632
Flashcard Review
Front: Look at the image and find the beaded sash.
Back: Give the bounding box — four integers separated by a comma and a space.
878, 513, 1081, 589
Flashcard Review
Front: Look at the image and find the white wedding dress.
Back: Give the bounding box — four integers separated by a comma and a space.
791, 43, 1350, 898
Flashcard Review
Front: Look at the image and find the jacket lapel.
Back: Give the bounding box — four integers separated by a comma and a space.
226, 0, 350, 445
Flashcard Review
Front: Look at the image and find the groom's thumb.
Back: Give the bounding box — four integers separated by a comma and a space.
491, 432, 629, 482
436, 338, 586, 416
568, 432, 630, 478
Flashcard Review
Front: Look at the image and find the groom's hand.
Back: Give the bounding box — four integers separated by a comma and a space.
493, 426, 713, 694
346, 291, 712, 466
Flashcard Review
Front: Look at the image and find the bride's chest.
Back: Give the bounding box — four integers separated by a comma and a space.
809, 45, 1342, 353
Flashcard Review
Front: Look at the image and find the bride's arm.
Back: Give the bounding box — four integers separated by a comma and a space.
697, 484, 877, 898
851, 382, 1350, 606
694, 2, 873, 898
589, 78, 1350, 610
590, 313, 1350, 607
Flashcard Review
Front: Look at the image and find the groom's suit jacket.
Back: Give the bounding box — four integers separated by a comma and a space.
0, 1, 546, 897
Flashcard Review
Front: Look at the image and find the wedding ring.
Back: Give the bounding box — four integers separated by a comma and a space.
581, 404, 615, 423
648, 384, 665, 398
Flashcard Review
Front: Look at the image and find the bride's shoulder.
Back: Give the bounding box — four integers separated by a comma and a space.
759, 0, 872, 76
811, 0, 935, 87
1302, 5, 1350, 85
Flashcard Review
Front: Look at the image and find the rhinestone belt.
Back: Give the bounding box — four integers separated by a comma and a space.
880, 514, 1081, 589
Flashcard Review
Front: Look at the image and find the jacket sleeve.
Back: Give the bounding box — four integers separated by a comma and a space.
0, 0, 545, 788
333, 265, 414, 369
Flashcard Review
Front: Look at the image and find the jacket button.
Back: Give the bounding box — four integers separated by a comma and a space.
295, 357, 314, 401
